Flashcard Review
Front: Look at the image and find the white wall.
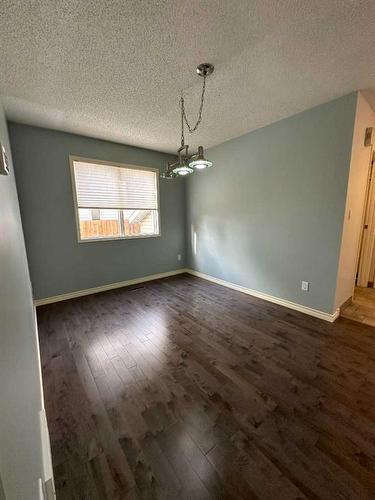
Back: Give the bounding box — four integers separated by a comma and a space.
335, 92, 375, 308
0, 102, 52, 499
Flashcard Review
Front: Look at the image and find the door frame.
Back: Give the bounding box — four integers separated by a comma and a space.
357, 149, 375, 286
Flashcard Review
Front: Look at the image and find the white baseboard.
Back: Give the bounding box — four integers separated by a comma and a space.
186, 269, 339, 322
34, 269, 188, 306
39, 410, 54, 489
34, 267, 339, 322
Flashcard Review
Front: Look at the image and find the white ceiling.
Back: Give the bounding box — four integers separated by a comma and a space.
1, 1, 375, 154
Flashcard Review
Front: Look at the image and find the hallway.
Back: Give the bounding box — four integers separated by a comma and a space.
341, 286, 375, 326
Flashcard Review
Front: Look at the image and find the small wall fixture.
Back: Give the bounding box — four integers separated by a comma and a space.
0, 144, 9, 175
365, 127, 373, 147
162, 63, 214, 179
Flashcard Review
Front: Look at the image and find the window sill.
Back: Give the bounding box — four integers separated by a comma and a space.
78, 233, 161, 243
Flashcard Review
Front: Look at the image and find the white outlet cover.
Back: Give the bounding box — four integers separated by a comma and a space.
301, 281, 309, 291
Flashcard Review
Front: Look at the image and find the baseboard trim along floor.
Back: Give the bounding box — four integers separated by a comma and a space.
34, 267, 339, 322
185, 269, 340, 323
33, 269, 188, 306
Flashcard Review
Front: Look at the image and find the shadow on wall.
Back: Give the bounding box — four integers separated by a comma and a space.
0, 474, 5, 500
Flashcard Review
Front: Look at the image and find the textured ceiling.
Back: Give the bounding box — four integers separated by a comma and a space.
1, 1, 375, 153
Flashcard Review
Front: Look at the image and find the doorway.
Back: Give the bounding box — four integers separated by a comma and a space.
342, 149, 375, 325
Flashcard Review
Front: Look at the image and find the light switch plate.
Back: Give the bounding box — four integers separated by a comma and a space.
0, 144, 9, 175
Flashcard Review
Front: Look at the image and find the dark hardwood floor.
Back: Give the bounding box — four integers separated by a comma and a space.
37, 274, 375, 499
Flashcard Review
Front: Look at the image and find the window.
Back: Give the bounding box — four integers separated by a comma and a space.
70, 157, 160, 241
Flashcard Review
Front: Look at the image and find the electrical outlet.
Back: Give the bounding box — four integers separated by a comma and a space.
177, 254, 182, 261
301, 281, 309, 292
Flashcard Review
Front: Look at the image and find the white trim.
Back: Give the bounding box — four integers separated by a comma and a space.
357, 148, 375, 287
186, 269, 340, 323
33, 304, 55, 491
39, 410, 54, 491
77, 232, 161, 244
34, 267, 340, 322
37, 478, 44, 500
34, 269, 188, 306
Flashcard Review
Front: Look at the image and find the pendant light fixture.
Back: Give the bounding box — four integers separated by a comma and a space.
162, 63, 214, 178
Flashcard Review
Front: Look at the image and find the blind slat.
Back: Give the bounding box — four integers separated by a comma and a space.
73, 161, 158, 210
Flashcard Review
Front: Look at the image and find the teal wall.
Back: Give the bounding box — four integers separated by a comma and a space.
9, 93, 357, 313
0, 106, 45, 498
185, 93, 357, 314
9, 124, 185, 300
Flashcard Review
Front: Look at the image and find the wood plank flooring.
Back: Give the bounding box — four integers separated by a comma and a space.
37, 274, 375, 499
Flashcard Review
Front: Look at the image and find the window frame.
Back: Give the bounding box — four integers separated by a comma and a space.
69, 155, 161, 243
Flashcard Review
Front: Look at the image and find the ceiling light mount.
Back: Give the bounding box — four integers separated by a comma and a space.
162, 63, 215, 179
196, 63, 214, 78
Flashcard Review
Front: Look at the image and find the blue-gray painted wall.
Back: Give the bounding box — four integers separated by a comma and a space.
9, 124, 185, 300
9, 93, 357, 313
185, 93, 357, 314
0, 106, 45, 498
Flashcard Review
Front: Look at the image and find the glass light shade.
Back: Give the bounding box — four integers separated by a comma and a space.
172, 164, 194, 176
188, 146, 213, 170
188, 158, 213, 170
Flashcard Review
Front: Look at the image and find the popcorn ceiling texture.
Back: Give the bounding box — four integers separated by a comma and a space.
1, 0, 375, 153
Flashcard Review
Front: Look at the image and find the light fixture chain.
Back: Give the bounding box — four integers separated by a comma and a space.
163, 63, 213, 178
181, 75, 207, 134
181, 93, 185, 147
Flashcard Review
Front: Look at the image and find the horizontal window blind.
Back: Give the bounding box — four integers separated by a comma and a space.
73, 161, 158, 210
